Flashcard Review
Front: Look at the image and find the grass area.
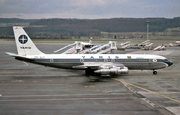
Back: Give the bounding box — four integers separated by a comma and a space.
101, 31, 180, 38
0, 23, 29, 27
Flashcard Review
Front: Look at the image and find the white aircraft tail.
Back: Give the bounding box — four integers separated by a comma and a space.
89, 37, 92, 44
13, 26, 44, 56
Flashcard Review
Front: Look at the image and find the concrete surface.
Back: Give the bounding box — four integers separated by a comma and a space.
1, 40, 180, 115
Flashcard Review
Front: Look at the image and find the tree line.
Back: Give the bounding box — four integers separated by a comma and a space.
0, 17, 180, 38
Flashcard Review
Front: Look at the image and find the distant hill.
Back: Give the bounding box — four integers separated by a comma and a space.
0, 17, 180, 38
30, 17, 180, 32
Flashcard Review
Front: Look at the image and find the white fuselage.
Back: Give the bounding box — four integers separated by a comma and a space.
23, 54, 169, 70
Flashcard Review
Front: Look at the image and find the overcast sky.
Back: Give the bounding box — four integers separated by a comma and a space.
0, 0, 180, 19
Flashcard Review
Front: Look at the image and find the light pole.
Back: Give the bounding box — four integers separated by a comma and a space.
147, 21, 150, 40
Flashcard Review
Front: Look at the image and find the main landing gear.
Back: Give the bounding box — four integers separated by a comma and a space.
153, 70, 157, 75
85, 68, 100, 81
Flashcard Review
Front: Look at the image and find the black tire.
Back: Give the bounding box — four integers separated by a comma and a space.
153, 71, 157, 75
85, 68, 94, 75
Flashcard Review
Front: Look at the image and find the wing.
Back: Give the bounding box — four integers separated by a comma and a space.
73, 62, 129, 75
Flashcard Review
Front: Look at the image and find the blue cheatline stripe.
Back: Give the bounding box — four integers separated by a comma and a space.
34, 58, 166, 63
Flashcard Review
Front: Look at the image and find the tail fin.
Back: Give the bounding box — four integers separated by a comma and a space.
13, 26, 44, 56
89, 37, 92, 44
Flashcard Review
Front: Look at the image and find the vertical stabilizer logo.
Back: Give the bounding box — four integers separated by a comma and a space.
19, 35, 28, 44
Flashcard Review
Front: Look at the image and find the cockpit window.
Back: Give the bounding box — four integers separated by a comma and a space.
164, 59, 168, 62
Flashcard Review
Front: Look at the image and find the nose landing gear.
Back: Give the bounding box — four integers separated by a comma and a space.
153, 70, 157, 75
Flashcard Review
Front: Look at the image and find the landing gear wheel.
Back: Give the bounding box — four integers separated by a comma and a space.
153, 71, 157, 75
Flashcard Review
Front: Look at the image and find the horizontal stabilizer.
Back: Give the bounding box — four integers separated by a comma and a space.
6, 52, 19, 57
5, 52, 34, 62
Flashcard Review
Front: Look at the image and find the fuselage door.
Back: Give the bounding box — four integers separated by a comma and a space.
148, 59, 153, 65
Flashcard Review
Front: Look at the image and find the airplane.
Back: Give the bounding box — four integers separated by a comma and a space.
6, 26, 173, 77
81, 37, 94, 48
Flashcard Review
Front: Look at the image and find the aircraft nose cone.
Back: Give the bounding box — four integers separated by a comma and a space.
168, 61, 173, 67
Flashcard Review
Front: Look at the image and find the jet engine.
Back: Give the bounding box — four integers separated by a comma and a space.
94, 67, 129, 75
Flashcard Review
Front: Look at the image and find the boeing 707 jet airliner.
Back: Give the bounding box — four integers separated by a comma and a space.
6, 27, 173, 76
